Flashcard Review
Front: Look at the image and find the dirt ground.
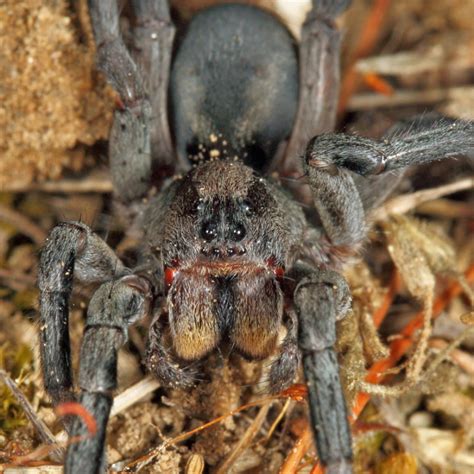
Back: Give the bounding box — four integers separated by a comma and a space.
0, 0, 473, 473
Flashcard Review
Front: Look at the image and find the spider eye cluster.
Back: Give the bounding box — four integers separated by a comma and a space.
201, 220, 218, 241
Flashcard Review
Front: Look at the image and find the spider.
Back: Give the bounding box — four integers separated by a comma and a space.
38, 1, 473, 473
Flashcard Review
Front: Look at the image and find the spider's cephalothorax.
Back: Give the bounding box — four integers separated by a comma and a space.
38, 1, 473, 473
145, 159, 305, 366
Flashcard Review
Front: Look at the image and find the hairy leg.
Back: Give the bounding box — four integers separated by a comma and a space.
130, 0, 185, 177
304, 117, 474, 254
38, 222, 127, 406
293, 266, 353, 474
267, 310, 300, 394
88, 0, 152, 201
65, 276, 152, 474
281, 0, 352, 176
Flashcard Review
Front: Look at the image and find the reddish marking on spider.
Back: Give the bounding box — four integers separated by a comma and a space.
113, 94, 125, 111
164, 266, 178, 289
266, 256, 285, 279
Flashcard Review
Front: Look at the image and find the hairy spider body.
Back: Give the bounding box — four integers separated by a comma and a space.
144, 159, 305, 368
38, 1, 474, 473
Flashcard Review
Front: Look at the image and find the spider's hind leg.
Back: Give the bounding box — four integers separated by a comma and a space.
88, 0, 178, 202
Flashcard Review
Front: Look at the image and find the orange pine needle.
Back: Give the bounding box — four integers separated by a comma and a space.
353, 263, 474, 419
337, 0, 392, 117
55, 402, 97, 436
279, 427, 313, 474
362, 72, 394, 96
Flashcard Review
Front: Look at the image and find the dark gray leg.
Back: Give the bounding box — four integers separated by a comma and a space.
88, 0, 150, 201
66, 275, 152, 474
130, 0, 185, 176
309, 117, 474, 176
281, 0, 352, 175
38, 222, 127, 407
293, 267, 353, 474
304, 117, 474, 251
88, 0, 175, 201
352, 114, 474, 210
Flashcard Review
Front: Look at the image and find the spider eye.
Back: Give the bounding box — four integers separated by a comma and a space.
201, 220, 218, 242
231, 223, 246, 241
196, 199, 204, 212
242, 200, 252, 215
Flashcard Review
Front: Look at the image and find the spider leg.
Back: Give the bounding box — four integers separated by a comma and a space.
88, 0, 153, 201
281, 0, 352, 175
293, 265, 353, 474
304, 117, 474, 256
267, 310, 300, 394
130, 0, 186, 177
38, 222, 127, 407
65, 275, 152, 474
308, 117, 474, 212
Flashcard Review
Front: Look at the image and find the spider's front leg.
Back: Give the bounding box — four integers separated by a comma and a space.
307, 117, 474, 213
65, 276, 152, 474
39, 222, 127, 407
292, 266, 353, 473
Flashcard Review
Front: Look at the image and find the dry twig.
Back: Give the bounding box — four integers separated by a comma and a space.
110, 375, 161, 418
0, 204, 47, 245
216, 403, 271, 473
371, 178, 474, 221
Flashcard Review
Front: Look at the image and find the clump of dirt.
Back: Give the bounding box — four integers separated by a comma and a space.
0, 0, 114, 188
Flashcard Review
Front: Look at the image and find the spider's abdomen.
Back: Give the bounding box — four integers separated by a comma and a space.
170, 4, 298, 171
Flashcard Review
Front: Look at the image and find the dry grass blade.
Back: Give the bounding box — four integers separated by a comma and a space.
216, 403, 271, 473
371, 178, 474, 221
3, 467, 63, 473
429, 338, 474, 375
348, 86, 474, 110
110, 375, 161, 418
0, 370, 64, 462
0, 175, 114, 194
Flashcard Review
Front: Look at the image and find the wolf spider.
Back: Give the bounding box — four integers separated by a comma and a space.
38, 0, 473, 472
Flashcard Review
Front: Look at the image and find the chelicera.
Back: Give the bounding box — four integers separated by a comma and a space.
38, 1, 473, 472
